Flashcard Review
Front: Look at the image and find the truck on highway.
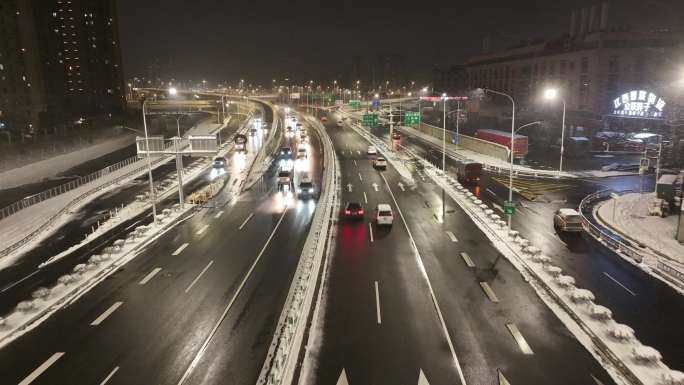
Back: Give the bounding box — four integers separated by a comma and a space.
475, 129, 528, 159
553, 208, 584, 233
234, 134, 248, 153
455, 160, 482, 184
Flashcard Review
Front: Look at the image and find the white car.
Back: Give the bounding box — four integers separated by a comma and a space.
375, 204, 394, 226
367, 146, 377, 155
297, 147, 307, 159
337, 120, 344, 127
373, 157, 387, 170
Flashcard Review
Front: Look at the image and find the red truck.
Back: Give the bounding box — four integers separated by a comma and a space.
455, 160, 482, 184
475, 129, 529, 159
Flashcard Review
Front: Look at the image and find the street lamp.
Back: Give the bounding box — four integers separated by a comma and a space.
481, 88, 516, 228
544, 87, 566, 177
141, 99, 158, 221
168, 87, 178, 96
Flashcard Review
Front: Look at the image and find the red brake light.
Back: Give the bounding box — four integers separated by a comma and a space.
358, 209, 364, 215
345, 209, 351, 215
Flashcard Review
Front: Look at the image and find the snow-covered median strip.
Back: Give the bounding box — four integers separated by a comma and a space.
413, 153, 683, 385
0, 204, 194, 348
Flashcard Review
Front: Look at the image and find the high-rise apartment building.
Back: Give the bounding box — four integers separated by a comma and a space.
0, 0, 124, 140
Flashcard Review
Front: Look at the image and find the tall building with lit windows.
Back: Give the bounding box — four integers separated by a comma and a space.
0, 0, 124, 139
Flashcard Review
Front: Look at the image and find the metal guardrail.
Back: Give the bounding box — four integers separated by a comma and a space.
0, 154, 143, 220
257, 114, 338, 385
0, 154, 173, 258
580, 190, 684, 290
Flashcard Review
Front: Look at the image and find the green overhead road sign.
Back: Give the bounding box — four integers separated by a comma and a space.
404, 111, 420, 125
362, 113, 379, 128
349, 100, 361, 109
504, 201, 516, 215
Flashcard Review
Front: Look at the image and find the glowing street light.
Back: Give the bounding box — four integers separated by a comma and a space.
543, 87, 566, 177
168, 87, 178, 96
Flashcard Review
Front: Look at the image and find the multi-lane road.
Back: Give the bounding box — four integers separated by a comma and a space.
300, 113, 615, 385
0, 105, 323, 385
378, 123, 684, 372
1, 101, 681, 385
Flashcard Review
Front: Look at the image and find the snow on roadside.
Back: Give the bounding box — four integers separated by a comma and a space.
411, 151, 681, 385
597, 192, 684, 265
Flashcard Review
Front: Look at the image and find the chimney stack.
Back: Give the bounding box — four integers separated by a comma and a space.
600, 1, 609, 31
569, 10, 577, 36
589, 5, 597, 33
579, 7, 588, 35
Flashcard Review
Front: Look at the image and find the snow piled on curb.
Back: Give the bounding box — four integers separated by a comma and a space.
415, 156, 683, 385
0, 205, 194, 348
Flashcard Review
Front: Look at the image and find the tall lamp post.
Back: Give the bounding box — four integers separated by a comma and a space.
482, 88, 516, 228
167, 87, 185, 208
141, 99, 158, 221
543, 88, 567, 177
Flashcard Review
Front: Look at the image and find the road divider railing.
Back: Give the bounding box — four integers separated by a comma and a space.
0, 106, 264, 347
0, 202, 195, 348
257, 113, 340, 385
0, 153, 140, 221
0, 107, 257, 260
338, 105, 574, 180
401, 145, 684, 385
244, 102, 283, 190
580, 190, 684, 293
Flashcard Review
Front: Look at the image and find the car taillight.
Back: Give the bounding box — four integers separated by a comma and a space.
345, 209, 351, 215
358, 209, 364, 215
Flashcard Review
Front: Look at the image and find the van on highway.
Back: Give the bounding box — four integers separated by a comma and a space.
553, 208, 583, 233
375, 204, 394, 226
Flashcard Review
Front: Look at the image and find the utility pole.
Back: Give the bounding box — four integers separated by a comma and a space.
389, 101, 394, 149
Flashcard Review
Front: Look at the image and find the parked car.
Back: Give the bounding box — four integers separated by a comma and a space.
375, 204, 394, 226
553, 208, 583, 232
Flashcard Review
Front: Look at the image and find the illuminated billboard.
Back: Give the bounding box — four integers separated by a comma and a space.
612, 90, 665, 119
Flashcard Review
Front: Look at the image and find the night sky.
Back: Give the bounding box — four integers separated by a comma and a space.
117, 0, 682, 86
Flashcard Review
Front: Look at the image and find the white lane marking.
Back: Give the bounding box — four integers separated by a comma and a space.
398, 182, 405, 191
172, 243, 189, 256
446, 231, 458, 242
497, 369, 511, 385
358, 172, 363, 181
357, 150, 361, 155
177, 208, 288, 385
363, 191, 368, 204
372, 183, 379, 192
368, 222, 374, 243
460, 252, 475, 268
18, 352, 65, 385
353, 160, 357, 167
336, 369, 350, 385
90, 301, 123, 326
380, 173, 467, 385
603, 272, 636, 296
418, 369, 431, 385
185, 260, 214, 293
99, 366, 120, 385
505, 323, 534, 355
1, 270, 40, 293
239, 213, 254, 230
590, 373, 606, 385
125, 219, 142, 231
139, 267, 162, 285
214, 210, 224, 219
196, 224, 209, 236
492, 203, 504, 213
374, 281, 381, 324
479, 282, 500, 303
486, 188, 498, 197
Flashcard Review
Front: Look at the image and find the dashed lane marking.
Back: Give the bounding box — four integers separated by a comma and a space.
172, 243, 189, 256
185, 260, 214, 293
505, 323, 534, 355
446, 231, 458, 242
479, 282, 500, 303
139, 267, 162, 285
91, 302, 123, 326
239, 213, 254, 230
99, 366, 120, 385
460, 252, 475, 268
18, 352, 65, 385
